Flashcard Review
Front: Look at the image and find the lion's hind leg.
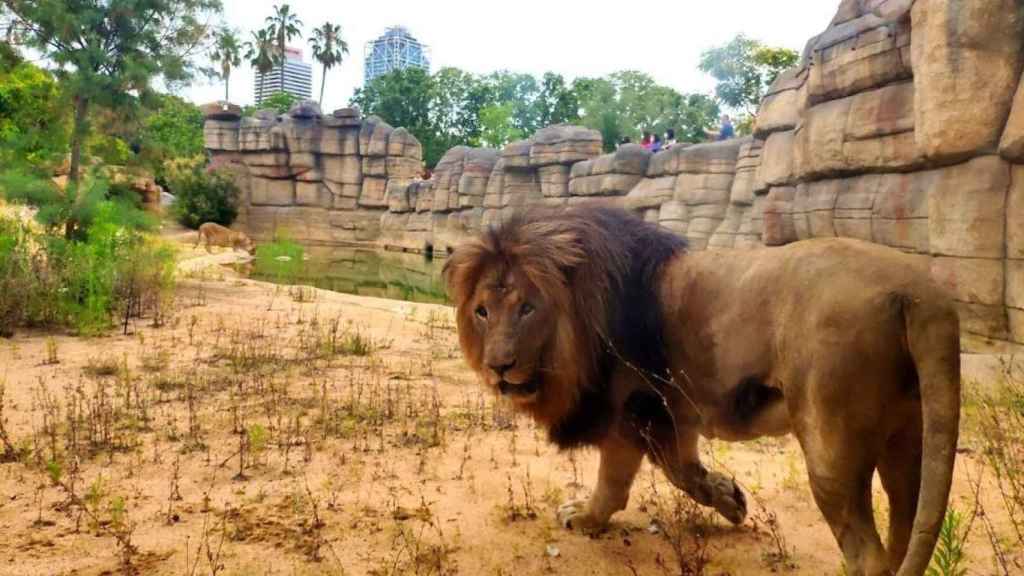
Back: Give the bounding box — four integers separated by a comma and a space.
877, 411, 922, 572
797, 421, 890, 576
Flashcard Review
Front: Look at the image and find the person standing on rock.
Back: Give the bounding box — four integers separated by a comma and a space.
664, 129, 677, 149
651, 133, 664, 153
705, 115, 735, 141
718, 115, 734, 140
641, 132, 653, 150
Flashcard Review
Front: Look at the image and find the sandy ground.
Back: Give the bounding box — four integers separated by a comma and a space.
0, 243, 1021, 576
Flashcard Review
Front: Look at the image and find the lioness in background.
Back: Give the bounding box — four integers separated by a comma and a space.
444, 206, 960, 576
194, 222, 254, 254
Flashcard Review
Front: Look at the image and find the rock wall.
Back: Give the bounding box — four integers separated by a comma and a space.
203, 0, 1024, 352
203, 103, 424, 246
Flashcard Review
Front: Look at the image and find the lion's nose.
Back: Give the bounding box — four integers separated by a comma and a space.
488, 359, 516, 376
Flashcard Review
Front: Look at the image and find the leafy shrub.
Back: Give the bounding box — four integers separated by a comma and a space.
0, 202, 174, 337
86, 132, 135, 166
0, 218, 34, 336
0, 168, 155, 240
168, 165, 239, 229
105, 180, 144, 209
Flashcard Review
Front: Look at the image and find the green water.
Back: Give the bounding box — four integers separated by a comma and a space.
243, 247, 448, 305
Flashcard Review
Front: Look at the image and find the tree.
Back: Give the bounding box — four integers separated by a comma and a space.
574, 71, 714, 150
266, 3, 302, 62
309, 22, 349, 107
351, 67, 440, 162
537, 72, 580, 127
673, 93, 721, 143
137, 94, 204, 182
482, 71, 542, 134
2, 0, 221, 237
698, 35, 799, 114
0, 11, 20, 70
478, 104, 523, 149
246, 27, 278, 106
259, 91, 298, 114
210, 27, 242, 104
0, 61, 69, 169
430, 67, 488, 152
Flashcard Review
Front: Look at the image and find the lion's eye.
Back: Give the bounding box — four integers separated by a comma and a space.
475, 306, 488, 320
520, 302, 534, 317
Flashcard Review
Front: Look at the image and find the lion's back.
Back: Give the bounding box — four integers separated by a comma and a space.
198, 222, 246, 246
669, 237, 956, 372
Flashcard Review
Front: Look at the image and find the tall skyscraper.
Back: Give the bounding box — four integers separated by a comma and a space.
363, 26, 431, 86
254, 47, 313, 105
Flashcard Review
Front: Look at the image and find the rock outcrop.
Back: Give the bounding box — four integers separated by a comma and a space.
204, 2, 1024, 352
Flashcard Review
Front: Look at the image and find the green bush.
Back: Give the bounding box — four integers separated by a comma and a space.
0, 168, 155, 240
168, 166, 239, 230
0, 218, 34, 336
0, 202, 175, 337
86, 132, 135, 166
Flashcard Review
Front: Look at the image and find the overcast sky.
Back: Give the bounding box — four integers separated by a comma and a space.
185, 0, 838, 110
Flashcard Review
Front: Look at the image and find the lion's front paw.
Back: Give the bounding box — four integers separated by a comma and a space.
706, 471, 747, 525
557, 500, 607, 534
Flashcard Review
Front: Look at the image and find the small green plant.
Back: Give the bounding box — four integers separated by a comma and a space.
926, 509, 969, 576
248, 423, 268, 466
44, 336, 59, 365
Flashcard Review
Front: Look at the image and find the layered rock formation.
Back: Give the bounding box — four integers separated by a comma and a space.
204, 0, 1024, 352
203, 103, 423, 246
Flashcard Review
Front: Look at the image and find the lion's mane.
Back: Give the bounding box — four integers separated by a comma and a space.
443, 206, 686, 447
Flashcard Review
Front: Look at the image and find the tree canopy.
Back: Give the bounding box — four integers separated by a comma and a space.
352, 67, 723, 163
210, 27, 243, 104
309, 22, 349, 106
0, 60, 69, 168
3, 0, 221, 236
699, 34, 799, 114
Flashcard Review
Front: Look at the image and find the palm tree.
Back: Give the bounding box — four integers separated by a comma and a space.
210, 27, 242, 103
309, 22, 349, 106
266, 4, 303, 60
246, 27, 278, 105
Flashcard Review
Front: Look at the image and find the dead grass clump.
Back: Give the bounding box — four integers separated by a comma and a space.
639, 471, 717, 576
968, 357, 1024, 570
84, 355, 122, 378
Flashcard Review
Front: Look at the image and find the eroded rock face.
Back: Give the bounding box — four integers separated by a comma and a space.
205, 107, 426, 247
204, 0, 1024, 351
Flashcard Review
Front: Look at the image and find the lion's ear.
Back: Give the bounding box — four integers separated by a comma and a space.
442, 239, 489, 302
544, 231, 587, 274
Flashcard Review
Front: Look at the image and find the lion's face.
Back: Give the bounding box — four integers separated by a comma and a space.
234, 233, 255, 254
466, 267, 556, 405
445, 212, 600, 426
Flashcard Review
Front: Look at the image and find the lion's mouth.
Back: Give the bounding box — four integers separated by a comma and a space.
498, 377, 540, 399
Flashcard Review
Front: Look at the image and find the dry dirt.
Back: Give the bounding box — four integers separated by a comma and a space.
0, 244, 1021, 576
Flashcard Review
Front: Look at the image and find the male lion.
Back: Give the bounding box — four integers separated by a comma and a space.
194, 222, 255, 254
443, 206, 959, 576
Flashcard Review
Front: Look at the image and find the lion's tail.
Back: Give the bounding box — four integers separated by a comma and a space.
897, 294, 961, 576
